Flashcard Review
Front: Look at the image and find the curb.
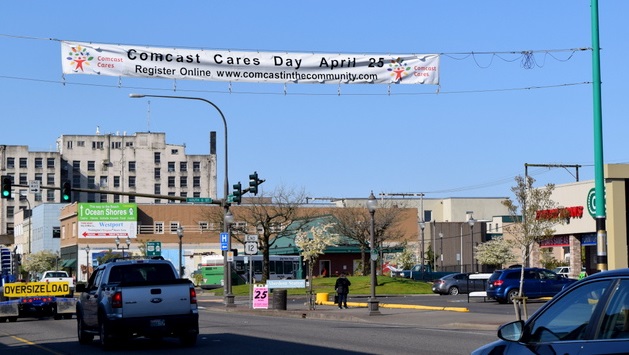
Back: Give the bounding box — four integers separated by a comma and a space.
316, 300, 470, 313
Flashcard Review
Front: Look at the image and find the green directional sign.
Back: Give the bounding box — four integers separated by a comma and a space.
186, 197, 213, 204
78, 203, 137, 221
146, 241, 162, 256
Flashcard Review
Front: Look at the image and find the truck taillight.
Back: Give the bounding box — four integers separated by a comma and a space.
112, 291, 123, 308
190, 287, 197, 304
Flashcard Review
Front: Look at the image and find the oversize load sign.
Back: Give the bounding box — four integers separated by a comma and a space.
78, 203, 137, 239
61, 41, 439, 85
3, 282, 70, 297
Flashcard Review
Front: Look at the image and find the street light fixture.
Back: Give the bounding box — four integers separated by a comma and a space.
129, 93, 234, 306
115, 236, 131, 258
177, 226, 184, 278
366, 191, 380, 316
468, 216, 476, 272
85, 245, 91, 280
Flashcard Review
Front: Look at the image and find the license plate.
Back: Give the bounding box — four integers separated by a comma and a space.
150, 319, 165, 327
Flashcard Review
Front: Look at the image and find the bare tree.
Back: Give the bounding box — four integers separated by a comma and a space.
229, 185, 313, 282
330, 201, 408, 276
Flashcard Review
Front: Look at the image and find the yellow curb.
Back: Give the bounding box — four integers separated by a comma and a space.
316, 301, 469, 313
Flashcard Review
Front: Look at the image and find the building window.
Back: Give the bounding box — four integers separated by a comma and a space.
72, 160, 81, 171
170, 222, 180, 233
199, 221, 209, 231
111, 141, 121, 149
92, 141, 104, 149
129, 195, 136, 203
193, 161, 200, 172
113, 176, 120, 188
7, 206, 14, 218
47, 158, 55, 169
99, 194, 108, 203
66, 141, 73, 149
34, 192, 42, 202
155, 222, 164, 234
77, 141, 85, 147
87, 161, 95, 171
154, 168, 160, 179
168, 192, 176, 203
35, 158, 43, 168
193, 176, 200, 188
19, 173, 27, 185
47, 190, 55, 202
100, 176, 108, 188
128, 176, 136, 188
193, 191, 200, 198
154, 152, 161, 164
125, 141, 134, 147
180, 162, 187, 172
129, 161, 136, 172
154, 184, 160, 195
7, 158, 14, 169
113, 194, 120, 203
171, 149, 179, 155
19, 158, 27, 168
72, 175, 80, 187
46, 174, 55, 186
87, 192, 95, 202
168, 162, 175, 172
180, 176, 187, 188
168, 176, 175, 188
87, 176, 95, 189
180, 191, 187, 198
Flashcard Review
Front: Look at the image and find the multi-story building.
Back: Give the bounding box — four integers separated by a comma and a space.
56, 131, 217, 204
0, 144, 62, 238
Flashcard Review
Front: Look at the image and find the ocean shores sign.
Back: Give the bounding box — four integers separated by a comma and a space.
61, 41, 439, 85
77, 203, 137, 239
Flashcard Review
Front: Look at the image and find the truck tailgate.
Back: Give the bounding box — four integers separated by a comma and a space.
121, 284, 193, 318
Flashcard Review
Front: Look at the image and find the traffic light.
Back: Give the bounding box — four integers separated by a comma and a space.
249, 172, 259, 195
232, 182, 242, 205
1, 176, 11, 199
61, 181, 72, 202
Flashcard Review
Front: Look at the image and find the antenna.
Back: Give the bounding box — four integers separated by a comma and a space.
147, 100, 151, 132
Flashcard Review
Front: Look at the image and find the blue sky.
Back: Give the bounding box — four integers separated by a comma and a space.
1, 1, 627, 201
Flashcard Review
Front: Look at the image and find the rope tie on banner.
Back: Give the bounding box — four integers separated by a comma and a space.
228, 81, 232, 94
61, 73, 66, 86
172, 79, 177, 92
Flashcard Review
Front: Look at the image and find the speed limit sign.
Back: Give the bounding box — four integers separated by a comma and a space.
245, 242, 258, 255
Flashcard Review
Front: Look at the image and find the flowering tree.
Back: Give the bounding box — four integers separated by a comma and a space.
295, 223, 339, 309
475, 237, 516, 268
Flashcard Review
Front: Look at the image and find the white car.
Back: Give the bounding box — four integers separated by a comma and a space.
553, 266, 570, 277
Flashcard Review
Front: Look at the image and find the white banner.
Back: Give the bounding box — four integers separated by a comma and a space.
61, 41, 439, 85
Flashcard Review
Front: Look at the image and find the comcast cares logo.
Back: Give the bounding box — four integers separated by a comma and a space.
387, 58, 411, 82
66, 45, 94, 72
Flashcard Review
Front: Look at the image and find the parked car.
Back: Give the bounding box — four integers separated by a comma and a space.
553, 266, 571, 277
473, 268, 629, 355
486, 267, 577, 304
431, 273, 486, 295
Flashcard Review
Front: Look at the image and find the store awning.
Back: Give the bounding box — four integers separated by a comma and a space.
61, 259, 77, 268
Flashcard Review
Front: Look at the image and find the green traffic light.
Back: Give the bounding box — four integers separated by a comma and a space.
2, 190, 8, 197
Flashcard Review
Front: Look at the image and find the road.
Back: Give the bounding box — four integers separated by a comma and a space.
0, 292, 536, 354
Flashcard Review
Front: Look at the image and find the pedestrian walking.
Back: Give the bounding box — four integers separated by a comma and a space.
335, 272, 351, 309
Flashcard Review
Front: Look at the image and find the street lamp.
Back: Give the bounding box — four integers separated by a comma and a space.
468, 217, 476, 272
439, 232, 443, 270
419, 221, 425, 277
128, 93, 234, 306
366, 191, 380, 316
177, 226, 184, 278
85, 245, 91, 280
115, 236, 131, 258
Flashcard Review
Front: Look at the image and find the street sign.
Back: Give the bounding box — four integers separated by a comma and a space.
245, 242, 258, 255
146, 241, 161, 256
186, 197, 213, 204
220, 232, 229, 251
252, 284, 269, 309
244, 234, 258, 242
28, 180, 40, 193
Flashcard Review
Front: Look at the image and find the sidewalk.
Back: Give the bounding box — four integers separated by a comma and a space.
196, 292, 514, 331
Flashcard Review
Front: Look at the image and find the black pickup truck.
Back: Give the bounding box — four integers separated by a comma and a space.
75, 258, 198, 349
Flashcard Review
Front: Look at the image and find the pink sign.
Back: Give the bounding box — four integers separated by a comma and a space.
252, 285, 269, 309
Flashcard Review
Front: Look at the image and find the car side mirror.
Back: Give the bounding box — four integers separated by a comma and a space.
75, 283, 86, 293
497, 320, 524, 342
